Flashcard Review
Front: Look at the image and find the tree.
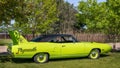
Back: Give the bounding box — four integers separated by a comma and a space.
77, 0, 109, 33
105, 0, 120, 42
13, 0, 58, 36
52, 0, 78, 34
0, 0, 25, 26
77, 0, 120, 42
105, 0, 120, 35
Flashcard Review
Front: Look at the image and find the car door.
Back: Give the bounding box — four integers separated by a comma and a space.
61, 36, 85, 58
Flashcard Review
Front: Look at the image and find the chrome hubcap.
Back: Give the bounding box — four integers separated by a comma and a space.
91, 52, 97, 57
39, 55, 44, 60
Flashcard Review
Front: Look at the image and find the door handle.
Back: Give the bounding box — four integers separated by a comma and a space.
62, 45, 66, 47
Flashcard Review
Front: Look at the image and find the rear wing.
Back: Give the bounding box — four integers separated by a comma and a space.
9, 30, 28, 45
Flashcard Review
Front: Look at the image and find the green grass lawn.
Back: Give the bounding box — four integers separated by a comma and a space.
0, 39, 12, 45
0, 53, 120, 68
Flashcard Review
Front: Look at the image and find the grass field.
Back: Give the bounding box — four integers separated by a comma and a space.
0, 39, 12, 45
0, 52, 120, 68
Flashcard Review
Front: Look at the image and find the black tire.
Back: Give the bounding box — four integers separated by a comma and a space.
88, 49, 100, 59
33, 53, 49, 63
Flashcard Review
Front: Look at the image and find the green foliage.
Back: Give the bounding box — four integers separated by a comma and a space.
0, 0, 58, 34
77, 0, 120, 35
52, 0, 78, 33
105, 0, 120, 35
0, 0, 25, 25
0, 0, 78, 34
77, 0, 107, 33
13, 0, 58, 34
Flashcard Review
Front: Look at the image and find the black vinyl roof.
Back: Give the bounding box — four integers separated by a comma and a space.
41, 34, 73, 37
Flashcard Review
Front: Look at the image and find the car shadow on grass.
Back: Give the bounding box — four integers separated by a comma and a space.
49, 57, 87, 62
100, 54, 110, 57
11, 57, 87, 63
11, 58, 33, 63
0, 58, 34, 63
50, 54, 110, 62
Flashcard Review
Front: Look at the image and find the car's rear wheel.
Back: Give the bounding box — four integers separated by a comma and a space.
89, 49, 100, 59
33, 53, 49, 63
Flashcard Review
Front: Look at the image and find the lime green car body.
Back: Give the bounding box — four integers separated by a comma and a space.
8, 30, 112, 59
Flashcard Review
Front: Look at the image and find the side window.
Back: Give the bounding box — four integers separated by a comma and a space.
49, 36, 76, 43
50, 36, 63, 43
62, 36, 75, 42
39, 37, 51, 42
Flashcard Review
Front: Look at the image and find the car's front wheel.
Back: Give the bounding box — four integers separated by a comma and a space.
33, 53, 49, 63
88, 49, 100, 59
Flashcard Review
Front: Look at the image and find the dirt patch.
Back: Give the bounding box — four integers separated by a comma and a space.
0, 46, 7, 53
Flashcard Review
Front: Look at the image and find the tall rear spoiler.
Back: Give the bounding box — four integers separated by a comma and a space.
9, 30, 28, 45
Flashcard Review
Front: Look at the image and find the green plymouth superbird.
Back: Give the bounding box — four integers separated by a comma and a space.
8, 30, 112, 63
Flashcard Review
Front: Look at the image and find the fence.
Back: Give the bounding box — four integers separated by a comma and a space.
0, 33, 120, 43
0, 33, 10, 39
74, 33, 107, 43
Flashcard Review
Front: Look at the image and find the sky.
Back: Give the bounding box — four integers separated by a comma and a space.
65, 0, 106, 6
